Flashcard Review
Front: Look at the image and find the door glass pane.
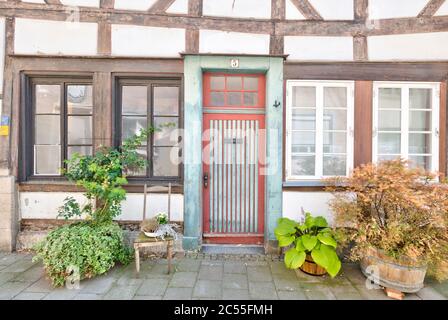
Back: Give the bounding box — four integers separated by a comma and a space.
67, 146, 92, 159
378, 110, 401, 131
210, 76, 225, 90
68, 116, 92, 145
244, 77, 258, 90
122, 116, 148, 142
154, 117, 179, 146
153, 147, 179, 176
378, 132, 401, 154
36, 85, 60, 114
410, 88, 432, 109
409, 133, 431, 154
210, 92, 225, 106
409, 155, 431, 171
228, 92, 241, 106
122, 86, 147, 115
324, 87, 347, 108
292, 132, 315, 153
226, 77, 242, 90
67, 85, 93, 115
323, 155, 346, 176
409, 111, 431, 131
323, 109, 346, 131
154, 87, 179, 116
323, 132, 346, 153
243, 92, 258, 106
292, 109, 316, 130
291, 155, 315, 176
35, 115, 60, 144
292, 86, 316, 108
35, 145, 60, 175
379, 88, 401, 109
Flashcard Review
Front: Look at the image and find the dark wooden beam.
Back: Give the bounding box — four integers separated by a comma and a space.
353, 35, 368, 61
354, 0, 368, 21
185, 29, 199, 53
418, 0, 445, 17
271, 0, 285, 55
100, 0, 114, 9
188, 0, 203, 17
440, 81, 447, 177
149, 0, 177, 14
97, 20, 111, 55
289, 0, 323, 20
44, 0, 61, 4
93, 72, 113, 150
354, 81, 373, 167
271, 0, 285, 20
270, 35, 284, 55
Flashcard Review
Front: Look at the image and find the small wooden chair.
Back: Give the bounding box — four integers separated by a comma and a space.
134, 183, 174, 274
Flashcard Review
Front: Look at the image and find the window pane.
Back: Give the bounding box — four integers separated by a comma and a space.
243, 92, 258, 106
292, 132, 315, 153
324, 87, 347, 108
67, 85, 93, 115
154, 87, 179, 116
35, 145, 60, 175
68, 116, 92, 145
379, 88, 401, 109
410, 88, 432, 109
67, 146, 92, 159
409, 133, 431, 154
323, 132, 346, 153
122, 86, 147, 115
122, 116, 148, 142
409, 155, 431, 171
210, 76, 225, 90
323, 109, 346, 131
409, 111, 431, 131
35, 115, 60, 144
228, 92, 241, 106
292, 87, 316, 108
226, 77, 242, 90
378, 155, 401, 162
210, 92, 225, 106
292, 109, 315, 130
323, 155, 346, 176
153, 147, 179, 176
36, 85, 60, 114
244, 77, 258, 90
378, 110, 401, 131
154, 117, 179, 146
126, 147, 147, 176
378, 132, 401, 154
291, 155, 315, 176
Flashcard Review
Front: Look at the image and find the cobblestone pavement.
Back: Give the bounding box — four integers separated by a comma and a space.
0, 252, 447, 300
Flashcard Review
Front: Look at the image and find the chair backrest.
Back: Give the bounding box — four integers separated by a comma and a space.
142, 183, 172, 222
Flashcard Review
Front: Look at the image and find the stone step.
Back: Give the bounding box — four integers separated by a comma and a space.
201, 244, 265, 255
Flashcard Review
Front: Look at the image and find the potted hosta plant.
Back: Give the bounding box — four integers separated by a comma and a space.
327, 159, 448, 296
275, 213, 341, 277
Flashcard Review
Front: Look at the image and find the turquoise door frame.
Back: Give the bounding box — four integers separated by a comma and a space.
182, 55, 284, 252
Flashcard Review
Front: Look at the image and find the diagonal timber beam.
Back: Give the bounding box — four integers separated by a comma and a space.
148, 0, 177, 14
289, 0, 323, 20
418, 0, 446, 17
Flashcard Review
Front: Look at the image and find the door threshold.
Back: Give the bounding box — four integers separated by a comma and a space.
201, 244, 265, 255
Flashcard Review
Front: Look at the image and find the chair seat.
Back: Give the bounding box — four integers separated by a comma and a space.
134, 232, 174, 244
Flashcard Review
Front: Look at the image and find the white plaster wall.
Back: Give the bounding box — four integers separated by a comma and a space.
14, 18, 98, 55
284, 36, 353, 61
203, 0, 271, 19
166, 0, 189, 14
282, 191, 335, 225
19, 192, 184, 221
285, 0, 305, 20
111, 25, 185, 57
309, 0, 354, 20
369, 0, 428, 19
114, 0, 157, 11
0, 18, 5, 95
368, 32, 448, 61
22, 0, 46, 3
199, 30, 270, 55
435, 1, 448, 16
60, 0, 100, 7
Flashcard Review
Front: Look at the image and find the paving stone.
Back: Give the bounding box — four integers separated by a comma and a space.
223, 261, 247, 274
249, 281, 278, 300
143, 263, 173, 279
198, 265, 223, 281
294, 269, 326, 283
133, 295, 163, 300
201, 260, 224, 267
24, 277, 53, 293
222, 273, 248, 290
43, 287, 81, 300
355, 285, 390, 300
330, 285, 364, 300
277, 290, 307, 300
341, 264, 368, 285
416, 286, 446, 300
1, 258, 36, 273
247, 266, 272, 282
103, 285, 139, 300
13, 292, 47, 300
176, 259, 201, 272
404, 293, 422, 300
73, 293, 102, 300
0, 281, 33, 299
163, 287, 193, 300
80, 276, 115, 294
245, 261, 269, 267
13, 266, 45, 282
273, 275, 302, 292
0, 272, 17, 286
0, 253, 25, 266
169, 271, 197, 288
193, 280, 222, 299
301, 284, 337, 300
223, 289, 250, 300
269, 261, 291, 275
136, 278, 169, 296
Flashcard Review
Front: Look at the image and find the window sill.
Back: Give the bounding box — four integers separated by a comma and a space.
283, 180, 327, 187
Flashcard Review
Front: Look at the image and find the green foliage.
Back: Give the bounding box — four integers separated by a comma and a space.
275, 213, 341, 277
33, 221, 132, 287
156, 212, 169, 225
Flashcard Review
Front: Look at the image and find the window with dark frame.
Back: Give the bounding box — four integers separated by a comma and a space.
117, 79, 182, 181
27, 78, 93, 178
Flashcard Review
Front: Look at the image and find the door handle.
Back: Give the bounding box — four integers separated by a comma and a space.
203, 172, 208, 188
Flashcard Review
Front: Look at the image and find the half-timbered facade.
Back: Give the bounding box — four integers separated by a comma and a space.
0, 0, 447, 252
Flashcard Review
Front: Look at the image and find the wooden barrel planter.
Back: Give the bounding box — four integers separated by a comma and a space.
299, 255, 327, 276
360, 247, 427, 293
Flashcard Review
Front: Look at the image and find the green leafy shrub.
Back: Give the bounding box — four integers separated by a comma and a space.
33, 221, 132, 287
275, 213, 341, 277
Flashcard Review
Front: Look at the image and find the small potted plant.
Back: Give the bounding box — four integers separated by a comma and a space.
275, 213, 341, 277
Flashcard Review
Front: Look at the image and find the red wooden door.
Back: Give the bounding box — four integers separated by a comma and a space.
202, 74, 266, 245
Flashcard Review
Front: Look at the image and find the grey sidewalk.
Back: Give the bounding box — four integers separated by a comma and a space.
0, 252, 447, 300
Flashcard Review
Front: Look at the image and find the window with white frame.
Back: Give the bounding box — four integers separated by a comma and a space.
373, 82, 440, 172
286, 80, 354, 180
